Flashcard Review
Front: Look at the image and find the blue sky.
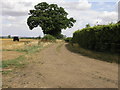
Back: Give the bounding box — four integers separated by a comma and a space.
91, 2, 117, 12
1, 0, 119, 37
65, 0, 119, 2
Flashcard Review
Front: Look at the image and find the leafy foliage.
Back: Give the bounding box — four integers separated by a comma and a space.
8, 35, 11, 38
42, 34, 56, 42
85, 24, 90, 28
56, 34, 65, 39
27, 2, 76, 38
72, 23, 120, 53
64, 37, 72, 42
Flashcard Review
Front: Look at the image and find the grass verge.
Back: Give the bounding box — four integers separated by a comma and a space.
65, 43, 119, 64
1, 55, 26, 74
1, 55, 25, 68
3, 45, 43, 54
16, 45, 43, 54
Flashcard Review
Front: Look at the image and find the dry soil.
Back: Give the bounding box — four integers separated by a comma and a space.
2, 42, 118, 88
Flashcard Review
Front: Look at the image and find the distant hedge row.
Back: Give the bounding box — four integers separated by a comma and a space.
72, 23, 120, 53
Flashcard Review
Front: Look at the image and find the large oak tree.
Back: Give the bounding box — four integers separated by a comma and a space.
27, 2, 76, 38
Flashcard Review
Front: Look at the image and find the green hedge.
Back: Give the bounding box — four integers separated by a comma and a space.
72, 23, 120, 53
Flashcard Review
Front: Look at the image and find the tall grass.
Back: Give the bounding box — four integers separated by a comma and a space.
66, 44, 119, 64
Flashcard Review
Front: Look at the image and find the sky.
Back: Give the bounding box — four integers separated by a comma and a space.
1, 0, 119, 37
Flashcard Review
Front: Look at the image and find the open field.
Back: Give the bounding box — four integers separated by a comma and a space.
1, 39, 53, 60
0, 38, 52, 74
2, 51, 24, 61
1, 39, 118, 88
1, 39, 39, 50
1, 39, 39, 61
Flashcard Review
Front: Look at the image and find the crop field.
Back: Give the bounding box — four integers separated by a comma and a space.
1, 39, 38, 50
0, 38, 52, 74
1, 39, 38, 60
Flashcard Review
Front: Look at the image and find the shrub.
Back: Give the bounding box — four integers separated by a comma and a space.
42, 34, 56, 42
64, 37, 72, 42
56, 34, 65, 39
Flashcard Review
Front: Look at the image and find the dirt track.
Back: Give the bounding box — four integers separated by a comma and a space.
3, 42, 118, 88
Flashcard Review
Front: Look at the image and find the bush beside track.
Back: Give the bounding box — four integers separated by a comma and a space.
72, 23, 120, 53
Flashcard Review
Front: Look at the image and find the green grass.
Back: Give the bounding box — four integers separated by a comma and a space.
1, 70, 12, 75
1, 55, 25, 68
3, 45, 43, 54
1, 55, 26, 74
1, 44, 49, 74
2, 43, 52, 74
16, 45, 43, 54
66, 43, 119, 64
1, 45, 43, 69
2, 44, 49, 69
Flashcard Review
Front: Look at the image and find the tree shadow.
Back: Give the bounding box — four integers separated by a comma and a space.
65, 43, 90, 57
65, 43, 119, 63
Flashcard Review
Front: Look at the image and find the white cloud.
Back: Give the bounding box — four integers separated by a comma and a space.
118, 1, 120, 21
99, 11, 118, 23
77, 0, 92, 10
7, 16, 16, 21
1, 0, 118, 37
61, 9, 118, 37
2, 0, 92, 16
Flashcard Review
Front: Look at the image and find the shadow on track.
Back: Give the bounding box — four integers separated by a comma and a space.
65, 43, 119, 63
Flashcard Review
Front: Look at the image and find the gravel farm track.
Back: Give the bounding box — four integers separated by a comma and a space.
3, 41, 118, 88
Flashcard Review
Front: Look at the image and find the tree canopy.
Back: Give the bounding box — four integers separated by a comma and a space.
27, 2, 76, 38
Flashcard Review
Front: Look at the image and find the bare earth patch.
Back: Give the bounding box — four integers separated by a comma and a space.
2, 51, 24, 61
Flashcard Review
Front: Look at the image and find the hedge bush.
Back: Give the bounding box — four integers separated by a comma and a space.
64, 37, 72, 42
42, 34, 56, 42
72, 23, 120, 53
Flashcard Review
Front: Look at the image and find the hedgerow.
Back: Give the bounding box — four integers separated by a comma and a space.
72, 23, 120, 53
